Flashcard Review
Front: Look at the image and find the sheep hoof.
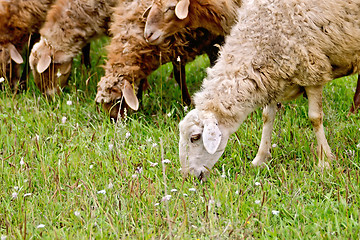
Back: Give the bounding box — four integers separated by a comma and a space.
317, 160, 331, 170
252, 152, 271, 166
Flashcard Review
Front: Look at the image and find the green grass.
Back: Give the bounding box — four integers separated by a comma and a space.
1, 38, 360, 239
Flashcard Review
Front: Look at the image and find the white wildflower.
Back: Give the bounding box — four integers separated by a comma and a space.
35, 134, 39, 141
357, 143, 360, 149
162, 159, 171, 164
183, 193, 188, 197
89, 164, 94, 169
20, 158, 25, 166
61, 116, 67, 124
108, 144, 114, 151
12, 192, 18, 199
152, 143, 158, 148
56, 69, 62, 78
24, 193, 32, 197
255, 182, 261, 186
221, 174, 226, 178
177, 56, 181, 62
345, 149, 355, 158
189, 188, 196, 192
125, 132, 131, 139
135, 167, 143, 174
0, 77, 5, 83
74, 211, 81, 217
148, 161, 158, 167
255, 200, 261, 205
132, 174, 138, 179
107, 181, 113, 189
97, 189, 106, 195
66, 100, 72, 106
235, 190, 239, 195
36, 224, 45, 229
162, 195, 172, 202
14, 186, 19, 190
272, 210, 280, 215
170, 189, 178, 192
167, 112, 171, 117
183, 106, 188, 112
272, 143, 277, 148
154, 203, 160, 206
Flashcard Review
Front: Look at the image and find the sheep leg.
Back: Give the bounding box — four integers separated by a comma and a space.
252, 103, 277, 166
349, 74, 360, 114
81, 43, 91, 68
305, 85, 333, 169
172, 61, 192, 105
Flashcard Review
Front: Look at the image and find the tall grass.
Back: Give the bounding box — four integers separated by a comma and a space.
0, 38, 359, 239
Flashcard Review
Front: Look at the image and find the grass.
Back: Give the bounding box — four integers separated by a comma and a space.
1, 37, 360, 239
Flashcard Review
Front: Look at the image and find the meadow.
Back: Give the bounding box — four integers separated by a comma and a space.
1, 38, 360, 239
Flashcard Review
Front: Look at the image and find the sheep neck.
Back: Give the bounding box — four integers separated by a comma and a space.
189, 0, 239, 36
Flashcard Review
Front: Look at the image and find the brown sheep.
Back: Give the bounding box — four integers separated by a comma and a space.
143, 0, 241, 45
0, 0, 55, 90
29, 0, 117, 96
95, 0, 223, 120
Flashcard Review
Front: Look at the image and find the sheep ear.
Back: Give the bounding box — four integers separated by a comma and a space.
37, 53, 51, 73
8, 43, 23, 64
122, 81, 139, 111
175, 0, 190, 20
203, 120, 222, 154
142, 5, 152, 19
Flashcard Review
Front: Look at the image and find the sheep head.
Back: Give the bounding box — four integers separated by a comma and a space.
179, 109, 230, 180
0, 43, 23, 86
29, 38, 72, 96
96, 75, 146, 121
144, 0, 191, 45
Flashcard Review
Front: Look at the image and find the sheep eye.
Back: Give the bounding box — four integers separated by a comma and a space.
190, 134, 201, 143
164, 6, 176, 13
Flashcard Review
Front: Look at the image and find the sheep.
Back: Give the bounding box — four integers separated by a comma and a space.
0, 0, 55, 90
179, 0, 360, 179
143, 0, 242, 45
95, 0, 224, 120
144, 0, 360, 114
29, 0, 118, 96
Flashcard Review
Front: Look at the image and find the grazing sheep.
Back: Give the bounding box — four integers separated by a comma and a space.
143, 0, 242, 45
179, 0, 360, 179
95, 0, 223, 120
0, 0, 55, 90
144, 0, 360, 114
29, 0, 117, 96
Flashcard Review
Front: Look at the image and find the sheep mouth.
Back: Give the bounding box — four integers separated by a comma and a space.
145, 31, 165, 45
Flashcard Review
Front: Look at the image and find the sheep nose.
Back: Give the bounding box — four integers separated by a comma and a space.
144, 27, 153, 42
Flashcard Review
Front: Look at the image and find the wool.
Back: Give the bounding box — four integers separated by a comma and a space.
0, 0, 54, 89
95, 0, 223, 120
179, 0, 360, 178
29, 0, 117, 95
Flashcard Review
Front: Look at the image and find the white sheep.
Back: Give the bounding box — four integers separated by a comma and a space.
144, 0, 360, 114
179, 0, 360, 179
0, 0, 55, 90
29, 0, 117, 96
95, 0, 223, 120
